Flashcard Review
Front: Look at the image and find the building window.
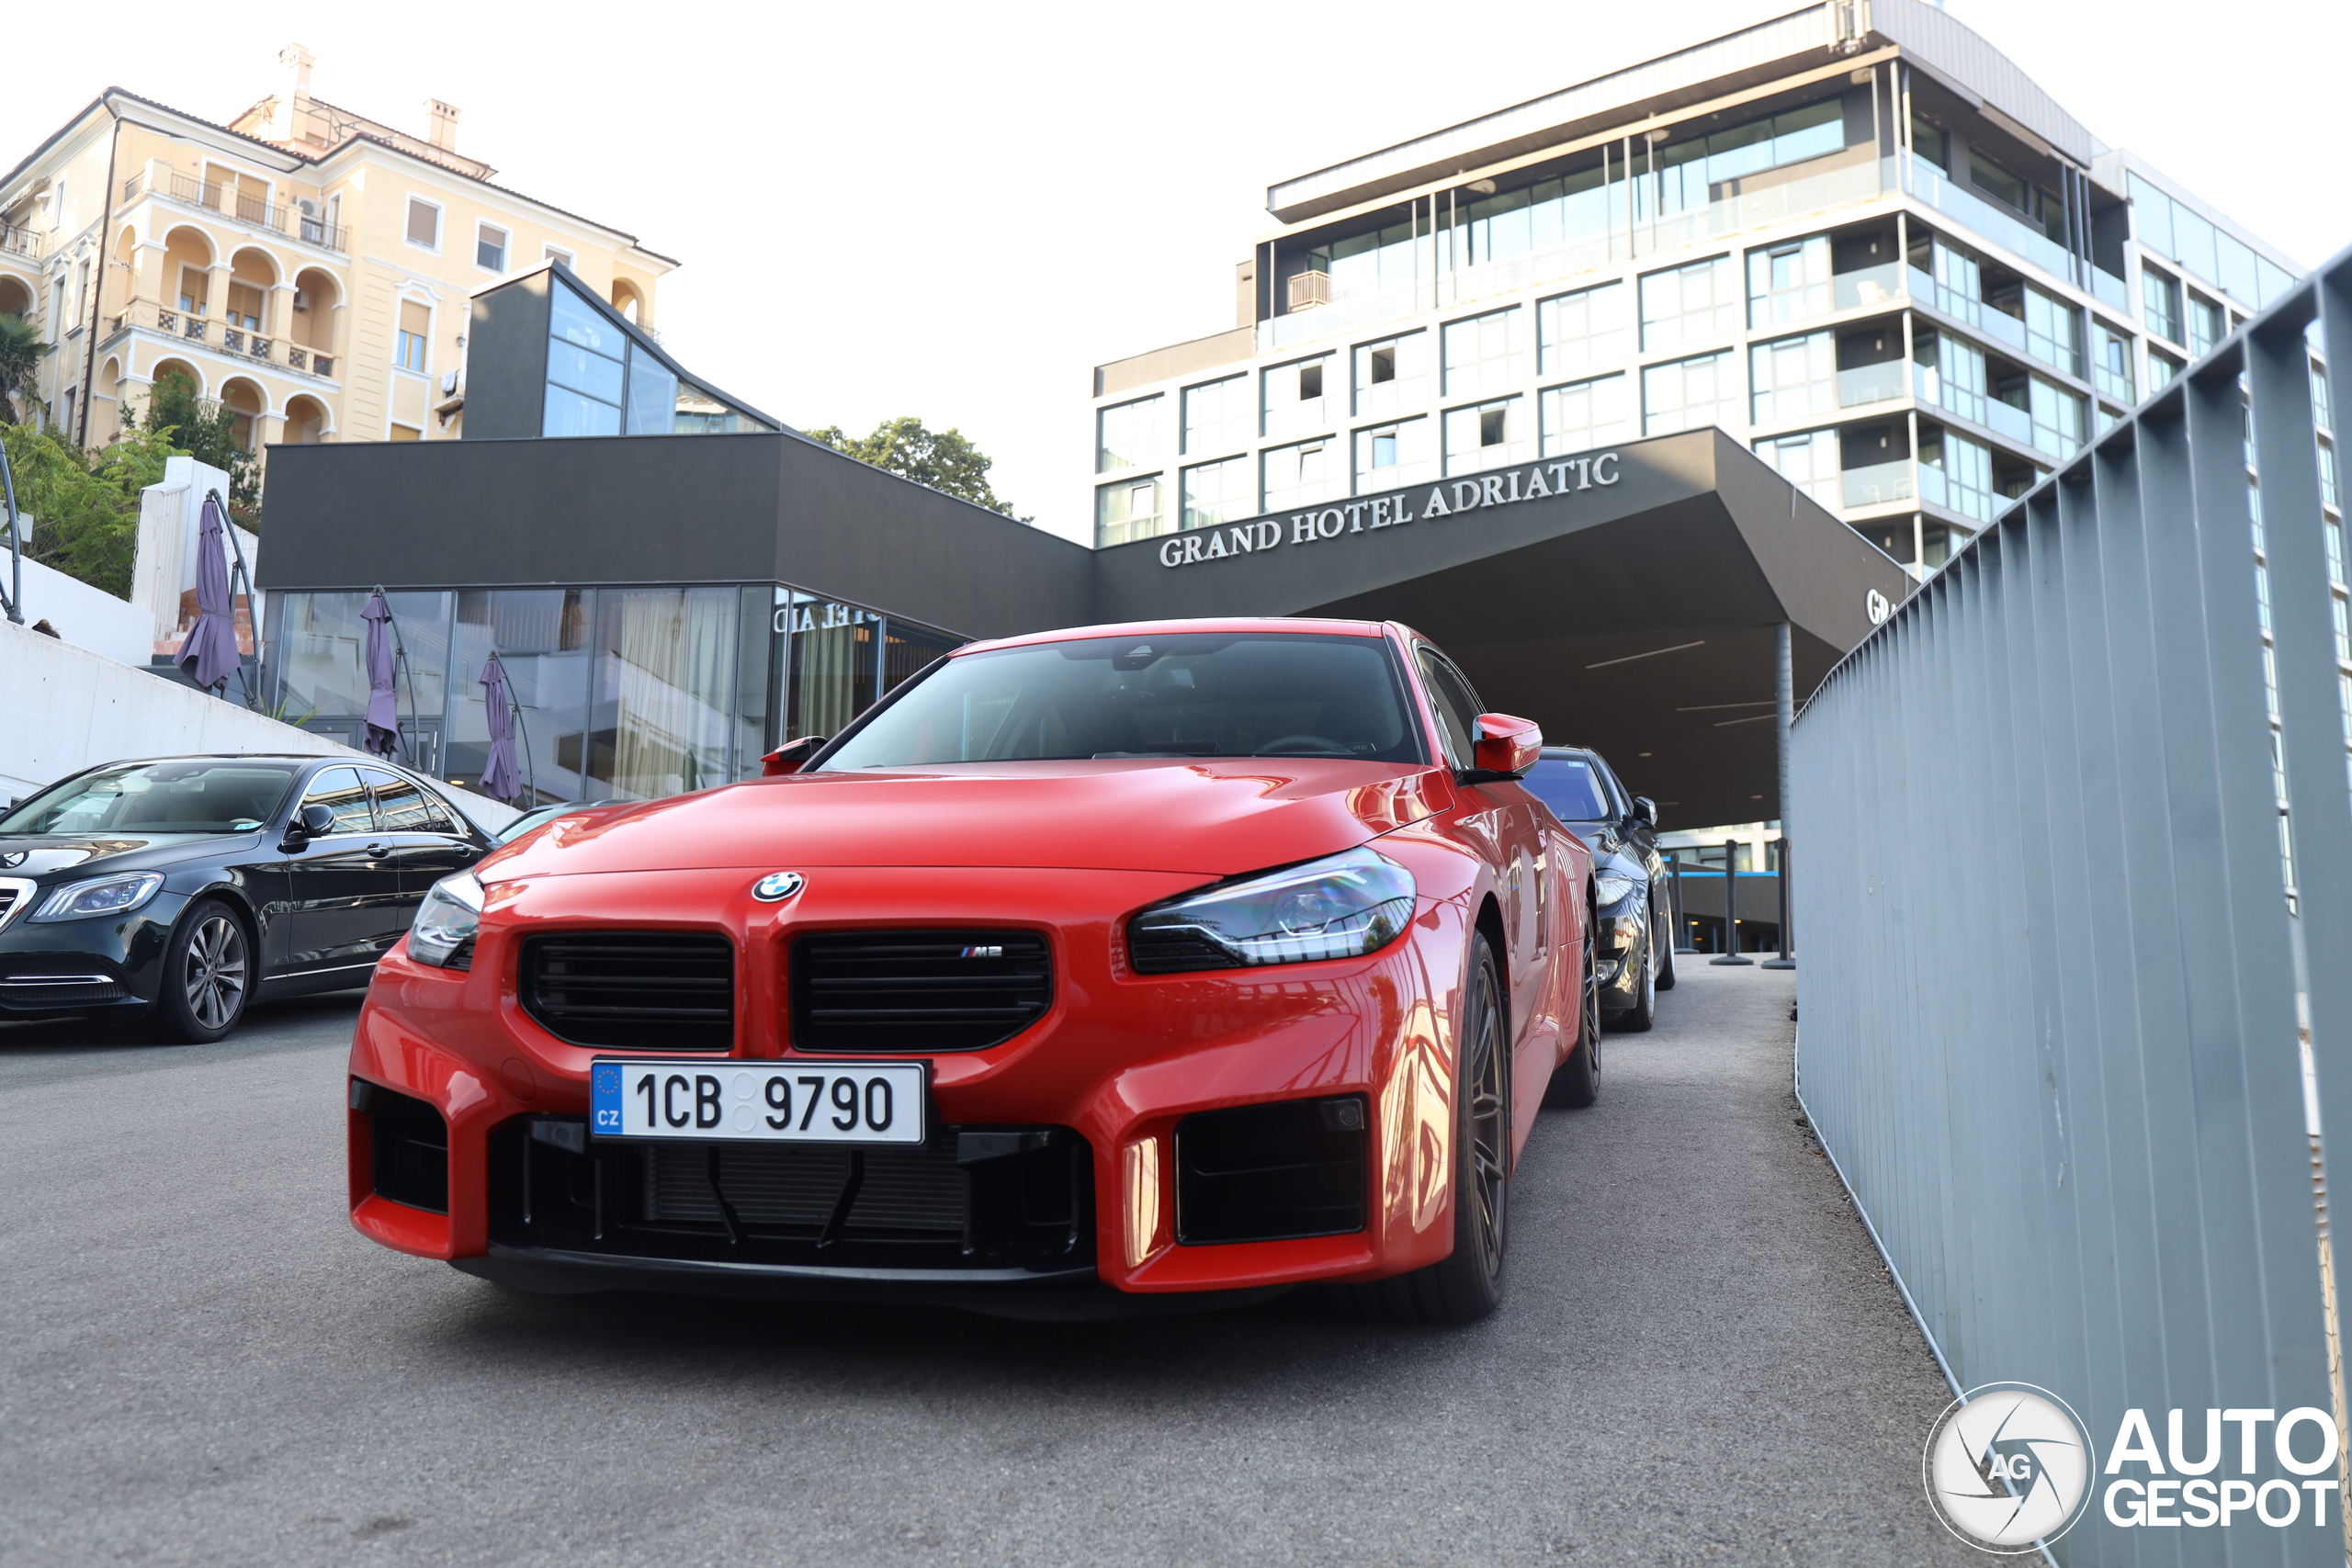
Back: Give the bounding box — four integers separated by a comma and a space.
1261, 355, 1333, 442
1641, 352, 1738, 436
1638, 255, 1736, 353
2021, 286, 2085, 378
2187, 290, 2225, 357
2028, 377, 2086, 458
1747, 236, 1831, 329
2093, 322, 2136, 405
405, 197, 441, 250
1752, 429, 1839, 510
1096, 475, 1164, 546
1351, 332, 1430, 419
2143, 265, 2183, 345
1262, 438, 1341, 513
1908, 229, 1982, 328
1538, 375, 1630, 457
1536, 283, 1626, 378
1096, 394, 1162, 473
395, 299, 430, 373
1910, 113, 1949, 174
1352, 416, 1433, 491
2149, 345, 2185, 387
1748, 332, 1836, 427
1841, 424, 1914, 509
226, 282, 265, 333
1182, 374, 1250, 456
545, 279, 626, 437
1442, 397, 1531, 476
1918, 424, 1996, 524
477, 224, 509, 272
1967, 151, 2030, 216
1181, 456, 1255, 530
1912, 327, 1988, 426
544, 245, 574, 269
1442, 307, 1525, 398
1643, 99, 1844, 221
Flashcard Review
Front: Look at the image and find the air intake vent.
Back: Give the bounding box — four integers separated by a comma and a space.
1176, 1096, 1367, 1245
522, 932, 734, 1051
791, 930, 1051, 1054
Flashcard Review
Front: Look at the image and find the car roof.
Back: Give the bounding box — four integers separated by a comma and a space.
956, 617, 1392, 656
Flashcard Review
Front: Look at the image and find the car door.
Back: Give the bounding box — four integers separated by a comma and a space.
1414, 647, 1548, 1005
282, 765, 400, 976
363, 767, 483, 922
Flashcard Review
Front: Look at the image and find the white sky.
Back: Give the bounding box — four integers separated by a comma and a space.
8, 0, 2346, 546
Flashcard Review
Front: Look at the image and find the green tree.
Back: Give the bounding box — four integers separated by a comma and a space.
141, 367, 260, 514
0, 314, 55, 424
806, 416, 1029, 522
1, 422, 175, 598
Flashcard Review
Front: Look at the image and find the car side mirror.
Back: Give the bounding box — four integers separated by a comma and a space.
294, 803, 337, 839
762, 736, 827, 776
1460, 713, 1542, 783
1630, 796, 1657, 828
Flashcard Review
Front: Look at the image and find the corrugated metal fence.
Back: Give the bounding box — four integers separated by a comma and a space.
1792, 244, 2352, 1566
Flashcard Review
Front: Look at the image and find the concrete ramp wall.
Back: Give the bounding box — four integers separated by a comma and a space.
1, 619, 521, 834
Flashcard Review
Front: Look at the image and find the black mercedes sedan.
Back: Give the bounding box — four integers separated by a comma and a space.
1519, 745, 1674, 1031
0, 755, 492, 1043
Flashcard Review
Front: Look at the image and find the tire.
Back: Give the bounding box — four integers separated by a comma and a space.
1335, 933, 1511, 1325
142, 899, 252, 1044
1544, 913, 1602, 1109
1612, 914, 1657, 1033
1653, 892, 1679, 991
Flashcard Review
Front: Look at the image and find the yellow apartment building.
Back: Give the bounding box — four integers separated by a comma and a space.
0, 44, 675, 464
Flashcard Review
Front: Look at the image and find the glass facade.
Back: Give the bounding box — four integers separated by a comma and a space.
1749, 332, 1837, 426
1183, 375, 1250, 456
1643, 353, 1738, 436
1639, 255, 1738, 352
1181, 456, 1255, 529
541, 270, 769, 439
266, 584, 963, 805
1747, 235, 1832, 329
1539, 376, 1630, 457
1536, 283, 1627, 378
1097, 394, 1162, 472
1753, 429, 1840, 509
1442, 307, 1525, 398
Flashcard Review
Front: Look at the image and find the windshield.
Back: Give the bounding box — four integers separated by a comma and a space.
0, 761, 304, 836
1521, 756, 1612, 823
819, 632, 1427, 769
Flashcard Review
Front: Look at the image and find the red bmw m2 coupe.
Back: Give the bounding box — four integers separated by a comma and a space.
348, 618, 1600, 1321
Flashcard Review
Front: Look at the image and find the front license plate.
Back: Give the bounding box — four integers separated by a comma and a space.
590, 1060, 926, 1145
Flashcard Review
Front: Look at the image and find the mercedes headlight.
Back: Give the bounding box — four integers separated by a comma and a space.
1592, 870, 1645, 908
1128, 847, 1416, 974
408, 870, 484, 969
30, 871, 165, 922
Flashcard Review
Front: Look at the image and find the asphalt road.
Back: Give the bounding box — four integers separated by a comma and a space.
0, 964, 1980, 1568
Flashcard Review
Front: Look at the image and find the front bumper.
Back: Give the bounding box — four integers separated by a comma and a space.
0, 894, 187, 1018
348, 859, 1483, 1308
1594, 898, 1650, 1013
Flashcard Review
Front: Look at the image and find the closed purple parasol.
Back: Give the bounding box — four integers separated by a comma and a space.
175, 492, 242, 692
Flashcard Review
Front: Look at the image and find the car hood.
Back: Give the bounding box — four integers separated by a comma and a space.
0, 833, 251, 880
481, 760, 1457, 880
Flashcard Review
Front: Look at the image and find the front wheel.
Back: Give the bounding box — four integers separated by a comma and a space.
142, 900, 251, 1044
1653, 892, 1678, 991
1544, 913, 1602, 1109
1336, 933, 1511, 1324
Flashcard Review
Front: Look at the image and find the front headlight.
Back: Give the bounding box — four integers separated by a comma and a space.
1591, 870, 1645, 908
408, 870, 484, 969
30, 871, 166, 922
1128, 847, 1416, 974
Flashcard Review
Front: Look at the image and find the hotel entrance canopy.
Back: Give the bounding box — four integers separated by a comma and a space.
259, 426, 1907, 826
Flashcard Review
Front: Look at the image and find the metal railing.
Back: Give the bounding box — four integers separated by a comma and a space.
1792, 241, 2352, 1562
121, 169, 346, 254
104, 299, 335, 379
0, 224, 39, 262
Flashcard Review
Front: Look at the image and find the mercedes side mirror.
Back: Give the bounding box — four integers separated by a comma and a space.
291, 803, 337, 840
1630, 796, 1657, 828
762, 736, 827, 777
1459, 713, 1542, 784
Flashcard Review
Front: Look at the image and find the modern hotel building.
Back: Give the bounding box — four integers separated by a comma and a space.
1088, 0, 2303, 577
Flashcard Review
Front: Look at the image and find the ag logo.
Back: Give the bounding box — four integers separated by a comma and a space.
1867, 588, 1893, 625
1924, 1383, 2095, 1551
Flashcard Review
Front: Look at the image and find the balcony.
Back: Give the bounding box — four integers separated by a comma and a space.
106, 298, 336, 379
0, 224, 39, 263
1841, 458, 1915, 509
1833, 260, 1903, 312
123, 169, 346, 254
1837, 359, 1905, 409
1899, 154, 2072, 285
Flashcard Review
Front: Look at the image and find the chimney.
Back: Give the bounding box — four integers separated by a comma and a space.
424, 99, 460, 153
270, 42, 315, 141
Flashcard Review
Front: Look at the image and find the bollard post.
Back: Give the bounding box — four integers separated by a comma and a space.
1761, 836, 1793, 969
1669, 856, 1695, 953
1711, 836, 1754, 966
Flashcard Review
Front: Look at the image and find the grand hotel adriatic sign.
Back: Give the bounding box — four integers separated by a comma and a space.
1155, 452, 1622, 570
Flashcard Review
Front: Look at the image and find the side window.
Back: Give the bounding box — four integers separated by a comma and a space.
1415, 648, 1483, 768
363, 769, 432, 831
416, 789, 459, 835
302, 766, 374, 834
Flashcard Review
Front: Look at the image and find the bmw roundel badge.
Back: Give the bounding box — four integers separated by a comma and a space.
752, 871, 806, 902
